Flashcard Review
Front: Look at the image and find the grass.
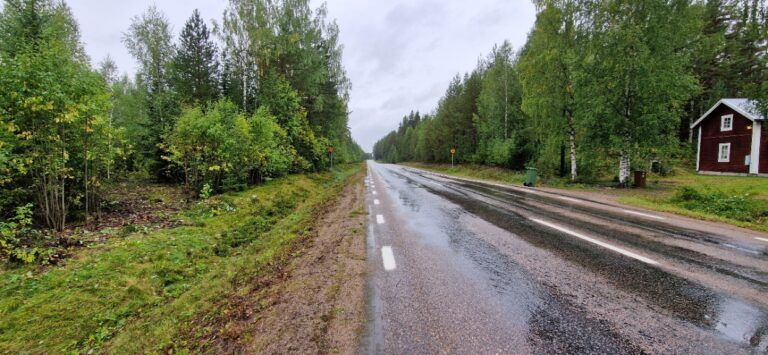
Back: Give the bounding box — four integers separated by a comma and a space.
0, 163, 364, 353
613, 170, 768, 231
401, 161, 768, 232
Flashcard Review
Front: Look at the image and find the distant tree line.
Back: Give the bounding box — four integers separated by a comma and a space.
0, 0, 362, 262
374, 0, 767, 185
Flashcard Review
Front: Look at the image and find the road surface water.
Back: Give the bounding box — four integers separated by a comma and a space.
361, 161, 768, 354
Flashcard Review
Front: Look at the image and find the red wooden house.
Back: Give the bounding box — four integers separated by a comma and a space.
691, 99, 766, 175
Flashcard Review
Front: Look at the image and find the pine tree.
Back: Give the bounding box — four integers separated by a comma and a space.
171, 9, 219, 105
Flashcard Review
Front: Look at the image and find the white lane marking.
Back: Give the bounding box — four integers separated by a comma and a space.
374, 199, 380, 205
529, 217, 659, 265
372, 191, 377, 195
622, 209, 666, 220
557, 195, 581, 203
376, 214, 385, 224
755, 237, 768, 243
381, 246, 396, 271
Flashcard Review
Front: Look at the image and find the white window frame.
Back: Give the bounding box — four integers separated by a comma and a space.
718, 143, 731, 163
721, 114, 733, 131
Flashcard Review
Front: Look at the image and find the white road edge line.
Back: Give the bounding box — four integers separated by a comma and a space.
622, 209, 666, 220
556, 195, 581, 203
529, 217, 659, 265
374, 199, 380, 205
376, 214, 385, 224
381, 246, 396, 271
755, 237, 768, 243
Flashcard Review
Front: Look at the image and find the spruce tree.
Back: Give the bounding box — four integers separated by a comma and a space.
171, 9, 219, 105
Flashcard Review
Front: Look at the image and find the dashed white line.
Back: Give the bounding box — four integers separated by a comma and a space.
374, 199, 380, 205
372, 191, 377, 195
622, 209, 665, 220
381, 246, 396, 271
376, 214, 385, 224
755, 237, 768, 243
529, 217, 659, 265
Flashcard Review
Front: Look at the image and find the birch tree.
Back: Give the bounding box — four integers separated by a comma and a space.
583, 0, 699, 186
519, 0, 587, 181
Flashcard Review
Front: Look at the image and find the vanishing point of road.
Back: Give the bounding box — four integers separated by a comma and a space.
361, 161, 768, 354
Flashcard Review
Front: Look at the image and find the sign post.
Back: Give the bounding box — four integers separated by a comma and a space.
328, 147, 335, 169
450, 148, 456, 167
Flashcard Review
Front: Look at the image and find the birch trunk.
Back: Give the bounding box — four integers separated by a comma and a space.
503, 65, 508, 140
566, 110, 578, 182
619, 152, 631, 187
242, 72, 248, 112
569, 130, 577, 181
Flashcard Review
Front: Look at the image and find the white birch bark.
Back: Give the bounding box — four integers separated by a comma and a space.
569, 130, 577, 181
619, 152, 631, 186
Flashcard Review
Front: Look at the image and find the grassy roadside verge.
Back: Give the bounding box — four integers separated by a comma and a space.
0, 163, 364, 353
400, 162, 768, 233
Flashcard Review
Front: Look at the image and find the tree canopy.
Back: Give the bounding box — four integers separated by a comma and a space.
374, 0, 766, 185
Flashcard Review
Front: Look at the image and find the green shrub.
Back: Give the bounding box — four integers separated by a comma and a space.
199, 183, 213, 200
670, 186, 767, 223
0, 204, 39, 263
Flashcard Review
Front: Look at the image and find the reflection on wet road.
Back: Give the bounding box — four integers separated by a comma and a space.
362, 161, 768, 354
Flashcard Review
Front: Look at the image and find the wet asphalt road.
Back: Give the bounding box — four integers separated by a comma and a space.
361, 161, 768, 354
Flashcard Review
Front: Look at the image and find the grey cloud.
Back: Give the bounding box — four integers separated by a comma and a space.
385, 1, 446, 28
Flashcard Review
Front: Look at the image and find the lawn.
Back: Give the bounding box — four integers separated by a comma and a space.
401, 162, 768, 232
613, 170, 768, 231
0, 164, 363, 353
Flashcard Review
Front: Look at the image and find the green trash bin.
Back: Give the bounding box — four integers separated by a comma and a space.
525, 167, 538, 187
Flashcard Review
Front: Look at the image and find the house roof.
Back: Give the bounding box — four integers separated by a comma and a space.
690, 98, 765, 128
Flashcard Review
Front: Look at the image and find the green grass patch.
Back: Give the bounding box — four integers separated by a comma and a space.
0, 164, 363, 353
612, 170, 768, 231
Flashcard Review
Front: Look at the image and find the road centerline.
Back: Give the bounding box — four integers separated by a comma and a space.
755, 237, 768, 243
381, 246, 396, 271
376, 214, 385, 224
529, 217, 660, 265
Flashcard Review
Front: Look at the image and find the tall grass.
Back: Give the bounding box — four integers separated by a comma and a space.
0, 164, 363, 353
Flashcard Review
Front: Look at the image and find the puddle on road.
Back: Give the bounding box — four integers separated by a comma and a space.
449, 178, 768, 258
385, 168, 643, 353
402, 171, 768, 351
714, 298, 768, 348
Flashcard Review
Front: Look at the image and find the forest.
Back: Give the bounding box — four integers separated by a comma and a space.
373, 0, 767, 184
0, 0, 363, 263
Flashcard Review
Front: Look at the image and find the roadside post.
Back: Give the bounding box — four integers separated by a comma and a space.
450, 148, 456, 167
328, 147, 334, 169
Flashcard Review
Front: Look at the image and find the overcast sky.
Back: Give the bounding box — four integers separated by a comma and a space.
66, 0, 537, 152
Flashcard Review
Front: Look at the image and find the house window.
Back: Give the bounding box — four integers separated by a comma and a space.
721, 114, 733, 131
718, 143, 731, 162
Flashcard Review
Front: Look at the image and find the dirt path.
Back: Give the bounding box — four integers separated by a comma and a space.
199, 171, 368, 354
